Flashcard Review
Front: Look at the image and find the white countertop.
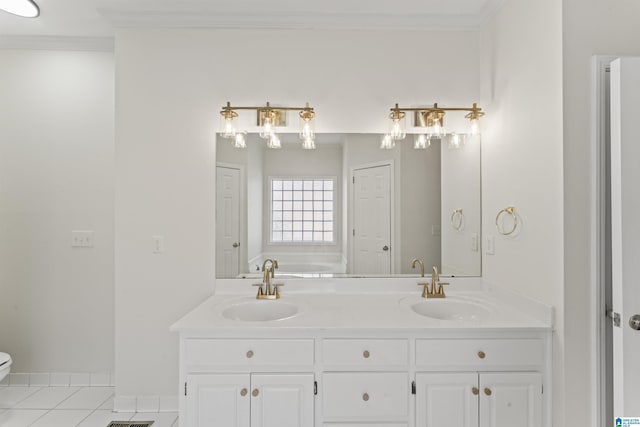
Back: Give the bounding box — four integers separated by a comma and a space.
170, 277, 552, 335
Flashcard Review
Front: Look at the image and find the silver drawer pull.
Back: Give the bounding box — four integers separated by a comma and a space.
252, 388, 259, 397
472, 387, 479, 395
246, 350, 254, 358
240, 388, 248, 397
363, 350, 370, 358
484, 388, 492, 396
477, 351, 486, 359
362, 393, 370, 401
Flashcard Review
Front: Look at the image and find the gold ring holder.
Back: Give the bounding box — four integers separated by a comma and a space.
495, 207, 517, 236
451, 208, 464, 230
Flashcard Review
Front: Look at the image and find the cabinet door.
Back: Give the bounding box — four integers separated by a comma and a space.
251, 373, 314, 427
186, 374, 250, 427
479, 372, 542, 427
415, 372, 479, 427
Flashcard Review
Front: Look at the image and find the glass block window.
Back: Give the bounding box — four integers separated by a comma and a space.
270, 178, 335, 243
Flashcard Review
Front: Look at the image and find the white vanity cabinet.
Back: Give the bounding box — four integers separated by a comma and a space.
182, 339, 315, 427
414, 338, 544, 427
174, 291, 552, 427
320, 338, 410, 426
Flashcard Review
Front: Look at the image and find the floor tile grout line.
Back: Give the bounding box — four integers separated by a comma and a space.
73, 406, 99, 427
27, 408, 52, 426
52, 385, 84, 409
3, 386, 42, 409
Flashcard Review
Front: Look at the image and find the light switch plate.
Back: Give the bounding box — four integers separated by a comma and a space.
71, 230, 94, 248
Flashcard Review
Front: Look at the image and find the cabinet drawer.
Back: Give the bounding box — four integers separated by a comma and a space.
322, 373, 409, 420
185, 339, 314, 369
415, 339, 544, 369
323, 339, 408, 367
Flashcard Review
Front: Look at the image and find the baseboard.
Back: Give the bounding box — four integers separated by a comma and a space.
0, 372, 114, 387
113, 395, 179, 413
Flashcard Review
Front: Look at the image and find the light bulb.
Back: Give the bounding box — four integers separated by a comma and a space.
302, 136, 316, 150
450, 132, 462, 149
432, 121, 441, 136
299, 106, 315, 141
267, 133, 281, 149
470, 118, 480, 135
223, 117, 236, 138
0, 0, 39, 17
260, 114, 274, 139
234, 132, 247, 148
414, 134, 429, 149
380, 134, 395, 149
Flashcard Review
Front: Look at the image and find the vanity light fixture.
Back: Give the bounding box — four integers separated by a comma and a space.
0, 0, 39, 17
380, 134, 395, 150
414, 134, 430, 149
387, 102, 485, 147
220, 101, 316, 149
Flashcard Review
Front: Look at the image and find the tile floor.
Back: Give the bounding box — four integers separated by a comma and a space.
0, 386, 178, 427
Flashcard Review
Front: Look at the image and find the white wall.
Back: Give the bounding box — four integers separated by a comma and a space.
441, 135, 481, 276
115, 28, 479, 398
479, 0, 564, 424
0, 49, 114, 373
563, 1, 640, 425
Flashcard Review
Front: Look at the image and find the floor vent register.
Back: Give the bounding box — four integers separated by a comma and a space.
106, 422, 154, 427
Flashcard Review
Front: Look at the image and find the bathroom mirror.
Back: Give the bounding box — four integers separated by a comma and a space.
216, 133, 481, 278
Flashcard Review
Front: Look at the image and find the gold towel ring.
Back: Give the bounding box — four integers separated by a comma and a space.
451, 208, 464, 230
495, 206, 517, 235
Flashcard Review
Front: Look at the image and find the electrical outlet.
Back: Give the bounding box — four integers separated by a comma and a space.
471, 233, 479, 252
486, 235, 495, 255
71, 230, 94, 248
152, 235, 164, 254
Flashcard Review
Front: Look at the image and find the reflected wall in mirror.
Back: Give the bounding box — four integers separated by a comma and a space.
216, 133, 480, 278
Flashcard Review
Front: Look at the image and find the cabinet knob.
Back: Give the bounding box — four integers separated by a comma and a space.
477, 351, 486, 359
246, 350, 254, 358
362, 393, 370, 402
240, 388, 248, 397
363, 350, 370, 358
472, 387, 479, 395
252, 388, 259, 397
484, 388, 492, 396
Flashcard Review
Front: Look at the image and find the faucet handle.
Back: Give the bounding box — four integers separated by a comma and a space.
436, 281, 449, 296
272, 283, 284, 299
417, 282, 430, 298
252, 283, 265, 297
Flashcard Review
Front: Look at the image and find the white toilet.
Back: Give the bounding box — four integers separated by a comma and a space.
0, 352, 12, 382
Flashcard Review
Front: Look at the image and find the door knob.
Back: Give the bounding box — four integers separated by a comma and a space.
232, 242, 240, 248
382, 245, 389, 251
630, 314, 640, 330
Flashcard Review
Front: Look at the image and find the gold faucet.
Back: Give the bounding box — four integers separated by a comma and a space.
411, 258, 425, 277
253, 259, 283, 299
418, 265, 449, 298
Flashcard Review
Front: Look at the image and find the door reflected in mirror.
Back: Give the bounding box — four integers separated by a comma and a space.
216, 133, 481, 278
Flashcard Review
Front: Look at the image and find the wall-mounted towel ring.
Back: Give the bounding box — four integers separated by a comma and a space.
451, 208, 464, 230
495, 206, 517, 235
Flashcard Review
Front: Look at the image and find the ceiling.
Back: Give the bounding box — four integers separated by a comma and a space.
0, 0, 504, 38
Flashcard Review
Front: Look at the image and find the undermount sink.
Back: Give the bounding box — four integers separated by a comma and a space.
410, 299, 493, 321
222, 300, 299, 322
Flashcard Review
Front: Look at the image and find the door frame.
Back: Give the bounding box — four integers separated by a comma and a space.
216, 162, 246, 277
591, 54, 618, 427
349, 160, 395, 274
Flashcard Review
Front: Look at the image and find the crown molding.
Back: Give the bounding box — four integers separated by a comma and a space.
98, 8, 489, 31
0, 35, 114, 52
